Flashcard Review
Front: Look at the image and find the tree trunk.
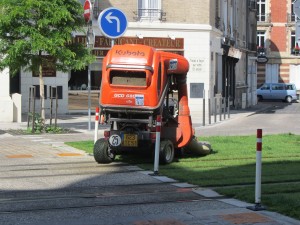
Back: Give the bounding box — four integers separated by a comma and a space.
39, 64, 45, 121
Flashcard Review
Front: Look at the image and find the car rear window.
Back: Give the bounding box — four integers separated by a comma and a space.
110, 70, 147, 86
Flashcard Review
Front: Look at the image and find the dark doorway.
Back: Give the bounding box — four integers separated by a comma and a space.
10, 71, 20, 94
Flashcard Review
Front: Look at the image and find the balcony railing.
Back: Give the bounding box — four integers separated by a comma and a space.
257, 13, 271, 24
133, 9, 166, 22
291, 47, 300, 56
287, 13, 297, 24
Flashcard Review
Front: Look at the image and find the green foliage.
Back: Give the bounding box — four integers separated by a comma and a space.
0, 0, 95, 75
27, 113, 45, 133
66, 140, 95, 154
27, 112, 65, 134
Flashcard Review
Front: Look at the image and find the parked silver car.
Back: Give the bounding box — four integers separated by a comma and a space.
256, 83, 297, 103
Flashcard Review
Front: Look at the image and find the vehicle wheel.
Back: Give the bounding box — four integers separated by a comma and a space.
257, 95, 263, 101
159, 140, 174, 164
285, 96, 292, 103
93, 138, 115, 164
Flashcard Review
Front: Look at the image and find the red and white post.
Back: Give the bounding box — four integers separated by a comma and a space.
248, 129, 266, 211
94, 107, 100, 143
153, 115, 161, 175
255, 129, 263, 204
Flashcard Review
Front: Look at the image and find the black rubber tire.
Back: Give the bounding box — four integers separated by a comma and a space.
93, 138, 115, 164
285, 96, 292, 103
257, 95, 263, 101
159, 140, 174, 164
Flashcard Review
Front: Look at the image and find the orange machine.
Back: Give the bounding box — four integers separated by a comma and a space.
94, 44, 205, 164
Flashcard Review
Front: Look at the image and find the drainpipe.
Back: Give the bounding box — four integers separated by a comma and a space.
246, 0, 249, 108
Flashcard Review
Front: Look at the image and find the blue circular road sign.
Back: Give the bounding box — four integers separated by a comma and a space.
98, 7, 128, 39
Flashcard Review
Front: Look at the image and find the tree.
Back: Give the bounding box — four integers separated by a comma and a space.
0, 0, 95, 121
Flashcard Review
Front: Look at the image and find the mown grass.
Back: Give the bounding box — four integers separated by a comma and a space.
66, 133, 300, 220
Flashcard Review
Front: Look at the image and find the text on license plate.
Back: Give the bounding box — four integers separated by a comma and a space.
123, 134, 138, 147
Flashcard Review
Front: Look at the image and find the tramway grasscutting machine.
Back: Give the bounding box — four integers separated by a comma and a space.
94, 44, 211, 164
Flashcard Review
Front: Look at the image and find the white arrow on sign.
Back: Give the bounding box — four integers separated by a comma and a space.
105, 12, 120, 33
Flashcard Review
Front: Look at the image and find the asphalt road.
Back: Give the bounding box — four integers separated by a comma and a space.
196, 101, 300, 136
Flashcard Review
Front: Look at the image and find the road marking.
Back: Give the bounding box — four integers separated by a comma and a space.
57, 153, 83, 157
221, 212, 273, 224
6, 154, 33, 158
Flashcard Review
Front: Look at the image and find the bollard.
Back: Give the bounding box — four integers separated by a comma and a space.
214, 97, 217, 123
223, 97, 226, 120
94, 107, 100, 144
203, 97, 206, 126
153, 115, 161, 175
227, 97, 230, 119
208, 98, 211, 125
247, 129, 266, 211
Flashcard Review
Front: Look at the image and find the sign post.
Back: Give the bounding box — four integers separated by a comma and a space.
83, 0, 93, 130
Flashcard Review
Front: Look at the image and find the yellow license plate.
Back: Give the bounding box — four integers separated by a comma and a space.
123, 134, 138, 147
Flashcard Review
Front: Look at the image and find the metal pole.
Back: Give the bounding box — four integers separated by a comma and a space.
219, 96, 222, 121
50, 87, 53, 126
55, 87, 58, 128
208, 97, 211, 125
94, 107, 99, 143
88, 64, 91, 130
202, 90, 205, 126
153, 115, 161, 175
223, 97, 226, 120
27, 87, 32, 128
32, 87, 36, 133
214, 97, 217, 123
227, 97, 230, 118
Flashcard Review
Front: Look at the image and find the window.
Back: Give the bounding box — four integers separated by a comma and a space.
249, 0, 257, 10
272, 84, 284, 90
257, 0, 266, 22
110, 70, 147, 86
33, 85, 47, 99
291, 31, 296, 50
257, 31, 266, 47
49, 86, 63, 99
291, 1, 296, 22
260, 83, 270, 90
291, 31, 300, 55
137, 0, 162, 21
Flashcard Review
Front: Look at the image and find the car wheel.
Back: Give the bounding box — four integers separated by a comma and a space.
257, 95, 263, 101
159, 140, 174, 164
93, 138, 115, 164
285, 96, 292, 103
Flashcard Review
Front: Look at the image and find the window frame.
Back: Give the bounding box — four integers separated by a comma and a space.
257, 31, 266, 48
137, 0, 162, 21
257, 0, 266, 22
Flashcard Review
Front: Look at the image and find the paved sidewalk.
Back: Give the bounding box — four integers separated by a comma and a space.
0, 103, 299, 225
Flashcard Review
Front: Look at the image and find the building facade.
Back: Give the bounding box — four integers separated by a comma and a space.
257, 0, 300, 91
7, 0, 258, 121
